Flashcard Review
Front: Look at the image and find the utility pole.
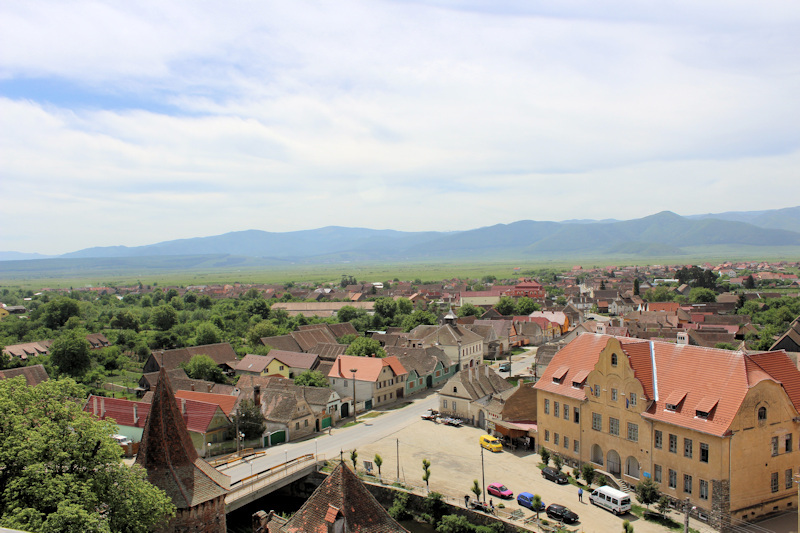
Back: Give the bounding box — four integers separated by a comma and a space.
683, 497, 694, 533
396, 438, 400, 482
481, 446, 486, 503
350, 368, 358, 424
235, 409, 240, 454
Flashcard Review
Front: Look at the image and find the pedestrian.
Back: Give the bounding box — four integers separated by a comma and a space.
464, 495, 469, 508
578, 487, 583, 502
489, 498, 494, 511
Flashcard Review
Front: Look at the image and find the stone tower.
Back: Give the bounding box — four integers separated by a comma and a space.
136, 368, 230, 532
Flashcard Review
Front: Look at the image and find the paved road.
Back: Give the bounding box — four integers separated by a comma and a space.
219, 391, 438, 483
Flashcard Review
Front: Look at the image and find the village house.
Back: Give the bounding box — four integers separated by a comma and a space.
438, 364, 513, 429
534, 333, 800, 531
143, 342, 239, 375
327, 354, 408, 415
385, 346, 454, 396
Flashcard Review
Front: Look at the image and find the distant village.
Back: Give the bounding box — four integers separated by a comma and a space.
2, 258, 800, 532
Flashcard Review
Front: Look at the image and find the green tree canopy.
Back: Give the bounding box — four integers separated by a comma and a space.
689, 287, 717, 303
634, 477, 661, 510
247, 320, 279, 346
180, 354, 225, 383
373, 297, 398, 320
457, 303, 484, 318
515, 297, 540, 315
0, 376, 175, 532
34, 297, 81, 329
150, 305, 177, 331
400, 310, 437, 332
50, 329, 92, 377
233, 399, 265, 439
345, 337, 386, 358
194, 322, 222, 345
294, 370, 328, 387
494, 296, 516, 316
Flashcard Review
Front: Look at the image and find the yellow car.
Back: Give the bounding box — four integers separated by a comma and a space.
479, 434, 502, 452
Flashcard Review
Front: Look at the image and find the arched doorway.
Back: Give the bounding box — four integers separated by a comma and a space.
591, 444, 604, 465
607, 450, 621, 477
341, 403, 349, 418
625, 456, 640, 479
426, 375, 433, 388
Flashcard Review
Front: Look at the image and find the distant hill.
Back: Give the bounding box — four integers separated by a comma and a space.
3, 208, 800, 276
687, 206, 800, 233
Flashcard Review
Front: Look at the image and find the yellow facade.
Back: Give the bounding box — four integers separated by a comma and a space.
263, 358, 291, 378
537, 337, 800, 529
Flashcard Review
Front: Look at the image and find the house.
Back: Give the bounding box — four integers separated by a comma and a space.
270, 301, 375, 318
438, 364, 513, 429
327, 355, 408, 415
143, 342, 239, 374
528, 311, 570, 334
138, 368, 236, 397
3, 341, 52, 360
385, 346, 454, 396
510, 319, 546, 346
255, 462, 409, 532
405, 323, 484, 370
770, 316, 800, 363
490, 383, 539, 448
86, 333, 111, 349
235, 351, 319, 378
509, 279, 546, 299
135, 369, 230, 531
0, 364, 49, 386
534, 333, 800, 531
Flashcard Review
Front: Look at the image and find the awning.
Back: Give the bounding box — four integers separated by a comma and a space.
494, 420, 534, 438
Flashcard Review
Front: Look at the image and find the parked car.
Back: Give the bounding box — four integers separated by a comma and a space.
545, 503, 579, 524
541, 466, 568, 484
589, 485, 632, 515
479, 434, 502, 452
421, 409, 438, 420
487, 483, 513, 499
499, 361, 511, 372
517, 491, 545, 511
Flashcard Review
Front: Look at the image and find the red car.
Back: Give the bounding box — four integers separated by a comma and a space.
487, 482, 513, 499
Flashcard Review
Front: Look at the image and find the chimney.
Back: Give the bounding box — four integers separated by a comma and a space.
254, 385, 261, 407
181, 398, 186, 415
485, 364, 489, 377
133, 403, 139, 425
101, 397, 106, 418
93, 396, 98, 416
190, 384, 195, 391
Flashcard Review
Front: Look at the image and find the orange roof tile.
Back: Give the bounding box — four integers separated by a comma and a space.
175, 390, 238, 417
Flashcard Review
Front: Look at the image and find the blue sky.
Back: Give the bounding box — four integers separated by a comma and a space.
2, 0, 799, 254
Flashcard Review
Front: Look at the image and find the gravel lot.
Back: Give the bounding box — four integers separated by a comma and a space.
356, 417, 717, 533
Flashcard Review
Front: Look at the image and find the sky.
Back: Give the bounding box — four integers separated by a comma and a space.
1, 1, 799, 255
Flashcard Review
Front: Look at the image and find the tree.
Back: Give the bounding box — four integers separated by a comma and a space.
350, 449, 358, 472
374, 454, 383, 481
539, 447, 550, 466
634, 477, 660, 510
396, 298, 413, 316
110, 310, 140, 332
600, 280, 606, 290
744, 275, 756, 289
581, 463, 596, 487
194, 322, 222, 345
336, 305, 360, 323
471, 479, 481, 501
388, 492, 411, 521
656, 496, 670, 517
422, 458, 431, 491
345, 337, 386, 358
340, 275, 357, 288
247, 321, 279, 346
0, 376, 175, 532
515, 297, 540, 316
181, 354, 225, 383
233, 399, 265, 439
35, 297, 81, 329
150, 305, 177, 331
401, 310, 437, 332
622, 519, 634, 533
435, 515, 472, 533
294, 370, 328, 387
50, 329, 92, 377
531, 494, 543, 520
494, 296, 516, 316
689, 287, 716, 303
552, 453, 563, 472
457, 303, 484, 318
247, 299, 270, 320
374, 297, 398, 320
633, 278, 640, 296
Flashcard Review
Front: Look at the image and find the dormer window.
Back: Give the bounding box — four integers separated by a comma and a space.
453, 386, 458, 393
611, 353, 618, 367
664, 390, 687, 412
695, 398, 718, 420
552, 366, 569, 385
696, 411, 709, 420
571, 369, 590, 389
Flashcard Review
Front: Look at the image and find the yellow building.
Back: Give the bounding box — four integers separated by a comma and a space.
535, 333, 800, 531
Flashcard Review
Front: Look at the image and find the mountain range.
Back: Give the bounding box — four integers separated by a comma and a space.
2, 207, 800, 271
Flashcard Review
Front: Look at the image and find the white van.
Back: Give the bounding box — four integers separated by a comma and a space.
589, 485, 631, 515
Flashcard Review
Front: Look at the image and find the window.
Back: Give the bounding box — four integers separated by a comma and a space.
443, 399, 448, 409
592, 413, 602, 431
452, 401, 456, 409
627, 423, 639, 442
700, 479, 708, 500
554, 433, 560, 446
574, 409, 580, 424
787, 469, 794, 490
453, 386, 458, 393
564, 404, 569, 420
771, 472, 779, 493
611, 388, 618, 402
654, 464, 662, 483
655, 430, 663, 449
554, 402, 560, 418
630, 392, 637, 407
669, 434, 677, 453
611, 353, 618, 366
758, 406, 767, 421
772, 436, 779, 457
544, 399, 550, 415
700, 443, 709, 463
545, 430, 550, 442
564, 436, 569, 449
684, 438, 693, 458
609, 417, 619, 436
304, 419, 308, 427
669, 469, 677, 489
684, 474, 692, 494
786, 434, 793, 453
295, 422, 300, 430
574, 440, 580, 453
279, 365, 284, 370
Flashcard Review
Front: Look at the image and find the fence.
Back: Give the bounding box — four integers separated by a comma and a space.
225, 453, 317, 507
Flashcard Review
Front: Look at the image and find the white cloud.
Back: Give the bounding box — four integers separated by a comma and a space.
1, 1, 799, 253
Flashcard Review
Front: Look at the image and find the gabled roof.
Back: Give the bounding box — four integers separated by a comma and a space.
384, 346, 446, 376
443, 364, 513, 401
135, 368, 230, 509
236, 353, 271, 373
268, 350, 319, 370
308, 343, 349, 360
175, 390, 238, 417
84, 395, 150, 429
149, 342, 238, 371
328, 355, 408, 382
0, 364, 49, 386
261, 335, 302, 352
275, 462, 408, 532
291, 328, 338, 352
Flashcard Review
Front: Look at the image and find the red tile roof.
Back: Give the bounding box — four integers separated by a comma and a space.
328, 355, 408, 382
175, 390, 238, 417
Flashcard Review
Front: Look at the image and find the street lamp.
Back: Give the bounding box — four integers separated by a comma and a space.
350, 368, 358, 424
480, 445, 486, 503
